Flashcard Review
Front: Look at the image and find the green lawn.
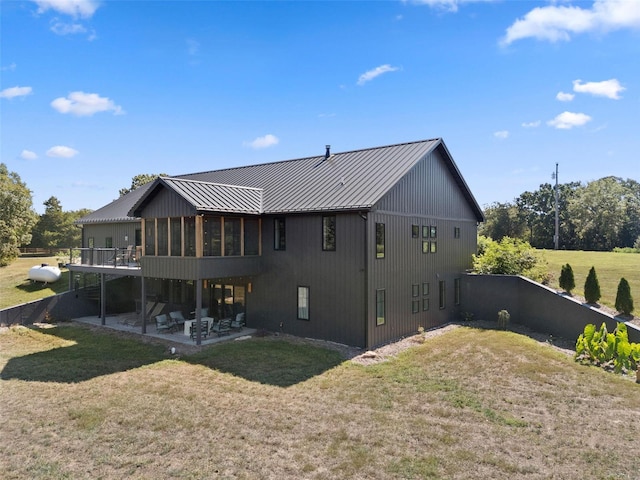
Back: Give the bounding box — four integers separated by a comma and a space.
1, 323, 638, 479
0, 256, 71, 310
541, 249, 640, 309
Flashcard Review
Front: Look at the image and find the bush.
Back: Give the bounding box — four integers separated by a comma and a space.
559, 263, 575, 294
472, 236, 549, 283
584, 266, 601, 304
497, 310, 510, 330
615, 278, 634, 316
575, 322, 640, 374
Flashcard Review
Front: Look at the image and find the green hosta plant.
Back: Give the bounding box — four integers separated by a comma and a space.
575, 322, 639, 374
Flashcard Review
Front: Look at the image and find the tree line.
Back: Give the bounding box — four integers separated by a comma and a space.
480, 176, 640, 251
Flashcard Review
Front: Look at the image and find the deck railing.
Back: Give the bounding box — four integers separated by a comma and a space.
73, 247, 140, 268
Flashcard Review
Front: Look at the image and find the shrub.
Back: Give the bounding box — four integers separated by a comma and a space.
472, 236, 549, 283
497, 310, 510, 330
615, 278, 634, 316
575, 322, 640, 374
559, 263, 575, 294
584, 266, 601, 304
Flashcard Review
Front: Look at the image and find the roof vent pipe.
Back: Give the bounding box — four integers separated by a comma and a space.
325, 145, 331, 160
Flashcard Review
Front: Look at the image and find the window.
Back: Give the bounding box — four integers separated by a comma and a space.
297, 286, 309, 320
430, 226, 437, 238
274, 218, 286, 250
422, 241, 430, 254
439, 280, 446, 310
376, 223, 385, 259
412, 225, 419, 238
455, 278, 461, 306
412, 300, 420, 314
157, 218, 168, 255
144, 219, 155, 255
422, 226, 429, 238
105, 237, 113, 248
412, 284, 419, 297
430, 242, 437, 254
170, 218, 182, 256
322, 215, 336, 251
244, 218, 260, 256
422, 283, 430, 296
376, 289, 385, 326
204, 216, 221, 256
88, 237, 94, 248
184, 216, 196, 257
224, 218, 241, 256
422, 298, 430, 311
454, 227, 460, 239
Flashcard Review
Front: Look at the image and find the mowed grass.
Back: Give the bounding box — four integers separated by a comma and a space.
541, 249, 640, 309
0, 256, 70, 310
2, 323, 639, 479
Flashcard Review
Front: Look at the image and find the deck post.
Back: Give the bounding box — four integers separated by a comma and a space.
100, 272, 106, 325
141, 275, 147, 334
195, 279, 202, 345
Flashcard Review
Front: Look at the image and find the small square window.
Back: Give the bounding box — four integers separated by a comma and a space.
430, 226, 437, 238
422, 226, 429, 238
454, 227, 460, 239
422, 298, 430, 311
412, 300, 420, 314
430, 241, 437, 254
412, 225, 419, 238
422, 241, 430, 254
422, 282, 430, 296
412, 284, 419, 297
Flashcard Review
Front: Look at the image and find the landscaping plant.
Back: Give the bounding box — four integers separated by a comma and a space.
584, 266, 601, 305
575, 322, 640, 374
559, 263, 575, 294
615, 277, 634, 317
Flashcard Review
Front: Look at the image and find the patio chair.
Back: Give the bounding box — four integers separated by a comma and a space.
169, 311, 186, 327
212, 318, 232, 337
189, 319, 209, 341
230, 313, 245, 331
155, 314, 177, 334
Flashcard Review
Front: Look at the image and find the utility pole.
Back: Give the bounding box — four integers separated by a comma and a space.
552, 163, 559, 250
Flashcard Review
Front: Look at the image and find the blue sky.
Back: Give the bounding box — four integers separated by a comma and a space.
1, 0, 639, 214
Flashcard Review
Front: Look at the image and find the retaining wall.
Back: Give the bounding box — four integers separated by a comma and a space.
0, 291, 98, 326
461, 274, 640, 344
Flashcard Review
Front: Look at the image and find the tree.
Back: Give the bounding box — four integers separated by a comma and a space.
559, 263, 575, 294
584, 266, 601, 305
0, 163, 38, 266
30, 197, 90, 249
119, 173, 167, 196
615, 278, 634, 316
479, 202, 526, 241
472, 236, 549, 283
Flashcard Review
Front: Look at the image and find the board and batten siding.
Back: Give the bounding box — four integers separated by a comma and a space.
138, 187, 196, 218
250, 212, 367, 348
367, 148, 479, 348
82, 222, 140, 249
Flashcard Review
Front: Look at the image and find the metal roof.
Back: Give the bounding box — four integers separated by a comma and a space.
129, 178, 264, 216
76, 138, 484, 224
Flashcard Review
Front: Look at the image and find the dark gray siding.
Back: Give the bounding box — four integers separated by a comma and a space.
82, 222, 140, 248
141, 256, 261, 281
367, 148, 478, 347
138, 187, 196, 218
249, 212, 367, 347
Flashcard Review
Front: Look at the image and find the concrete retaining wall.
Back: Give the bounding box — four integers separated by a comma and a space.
461, 274, 640, 344
0, 291, 98, 326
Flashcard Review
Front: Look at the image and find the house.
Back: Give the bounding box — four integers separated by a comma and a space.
70, 138, 484, 348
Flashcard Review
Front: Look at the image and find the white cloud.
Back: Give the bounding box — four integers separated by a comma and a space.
187, 38, 200, 56
33, 0, 100, 18
410, 0, 494, 13
556, 91, 575, 102
357, 64, 399, 86
244, 134, 279, 149
0, 86, 33, 99
47, 145, 79, 158
573, 78, 625, 99
1, 63, 17, 71
51, 91, 124, 116
547, 111, 592, 129
20, 150, 38, 160
50, 21, 86, 35
522, 120, 541, 128
501, 0, 640, 45
494, 130, 509, 139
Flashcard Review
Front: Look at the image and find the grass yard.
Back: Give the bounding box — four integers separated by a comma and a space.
1, 323, 639, 479
541, 249, 640, 310
0, 256, 70, 310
